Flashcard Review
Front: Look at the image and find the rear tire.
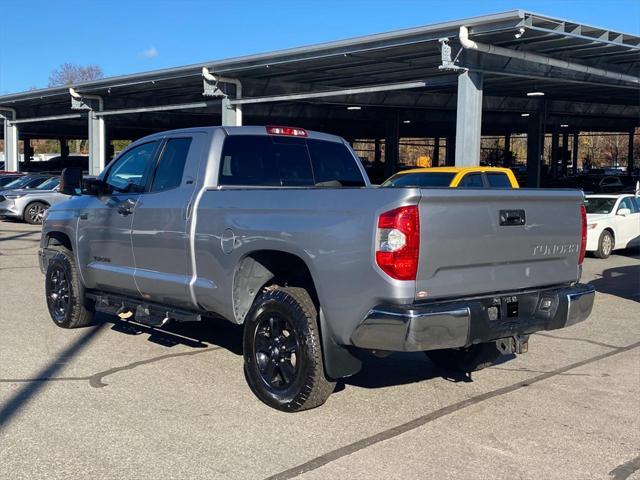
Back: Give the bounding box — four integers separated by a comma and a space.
23, 201, 48, 225
243, 286, 335, 412
45, 249, 95, 328
594, 230, 613, 259
425, 343, 502, 373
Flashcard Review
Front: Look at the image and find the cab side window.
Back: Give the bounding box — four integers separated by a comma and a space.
151, 138, 192, 192
619, 197, 638, 214
458, 173, 484, 188
485, 172, 512, 188
105, 142, 158, 193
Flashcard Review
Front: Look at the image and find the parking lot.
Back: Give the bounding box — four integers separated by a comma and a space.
0, 220, 638, 480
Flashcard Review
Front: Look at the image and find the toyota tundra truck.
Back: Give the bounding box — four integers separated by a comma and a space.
39, 125, 595, 412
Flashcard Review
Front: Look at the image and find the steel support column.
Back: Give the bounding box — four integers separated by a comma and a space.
572, 132, 579, 175
384, 114, 400, 178
550, 128, 559, 179
1, 109, 19, 171
88, 111, 106, 175
527, 112, 543, 188
433, 137, 440, 167
628, 129, 635, 175
561, 131, 569, 176
221, 97, 242, 126
504, 132, 512, 168
445, 136, 455, 166
23, 138, 33, 168
60, 138, 69, 158
454, 70, 483, 166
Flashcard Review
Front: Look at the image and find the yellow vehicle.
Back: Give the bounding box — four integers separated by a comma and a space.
382, 167, 520, 188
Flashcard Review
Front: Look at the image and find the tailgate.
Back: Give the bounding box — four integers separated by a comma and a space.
415, 188, 583, 301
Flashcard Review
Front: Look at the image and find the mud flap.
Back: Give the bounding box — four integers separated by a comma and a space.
319, 309, 362, 380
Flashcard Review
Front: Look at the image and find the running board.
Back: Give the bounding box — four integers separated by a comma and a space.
88, 292, 203, 326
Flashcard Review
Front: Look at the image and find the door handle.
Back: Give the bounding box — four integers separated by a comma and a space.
117, 199, 136, 216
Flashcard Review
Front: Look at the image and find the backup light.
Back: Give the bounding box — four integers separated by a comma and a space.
266, 126, 308, 137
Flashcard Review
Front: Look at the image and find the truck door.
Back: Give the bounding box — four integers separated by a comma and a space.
131, 134, 203, 308
616, 197, 640, 246
76, 141, 159, 296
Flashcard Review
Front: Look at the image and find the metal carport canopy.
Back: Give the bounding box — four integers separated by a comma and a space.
1, 9, 639, 173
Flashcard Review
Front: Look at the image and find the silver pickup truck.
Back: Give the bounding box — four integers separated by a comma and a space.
39, 126, 595, 411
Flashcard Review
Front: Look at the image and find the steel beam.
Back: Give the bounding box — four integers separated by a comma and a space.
230, 81, 428, 105
97, 101, 219, 117
0, 108, 19, 171
455, 71, 483, 166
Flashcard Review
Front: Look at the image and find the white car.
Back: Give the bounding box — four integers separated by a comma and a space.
585, 194, 640, 258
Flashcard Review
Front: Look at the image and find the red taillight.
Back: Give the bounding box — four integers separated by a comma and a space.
579, 203, 587, 265
266, 125, 308, 137
375, 205, 420, 281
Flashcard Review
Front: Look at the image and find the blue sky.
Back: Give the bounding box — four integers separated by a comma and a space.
1, 0, 638, 94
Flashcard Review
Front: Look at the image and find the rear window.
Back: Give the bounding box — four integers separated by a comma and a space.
219, 135, 365, 187
382, 172, 455, 187
485, 173, 512, 188
584, 197, 616, 214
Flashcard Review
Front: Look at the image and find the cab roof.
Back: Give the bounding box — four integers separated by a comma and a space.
394, 166, 514, 175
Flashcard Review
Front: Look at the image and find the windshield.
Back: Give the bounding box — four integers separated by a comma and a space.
35, 177, 59, 190
585, 197, 617, 214
382, 172, 456, 187
4, 176, 45, 189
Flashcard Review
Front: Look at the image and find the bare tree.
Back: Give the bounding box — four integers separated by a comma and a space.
48, 63, 104, 87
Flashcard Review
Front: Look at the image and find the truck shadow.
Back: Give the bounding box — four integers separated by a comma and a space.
589, 264, 640, 303
104, 315, 523, 389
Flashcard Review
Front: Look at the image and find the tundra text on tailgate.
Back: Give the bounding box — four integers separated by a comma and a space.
39, 125, 595, 411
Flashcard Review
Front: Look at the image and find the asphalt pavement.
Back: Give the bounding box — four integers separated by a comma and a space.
0, 220, 638, 480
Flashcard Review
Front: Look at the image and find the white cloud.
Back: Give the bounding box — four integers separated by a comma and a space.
140, 47, 159, 58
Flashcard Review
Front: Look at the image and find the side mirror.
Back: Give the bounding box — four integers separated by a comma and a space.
83, 178, 108, 196
60, 167, 83, 195
617, 208, 631, 217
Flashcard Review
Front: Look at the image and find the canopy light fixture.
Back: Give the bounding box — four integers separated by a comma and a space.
403, 120, 411, 124
347, 106, 362, 110
526, 91, 545, 97
561, 124, 569, 128
521, 113, 530, 117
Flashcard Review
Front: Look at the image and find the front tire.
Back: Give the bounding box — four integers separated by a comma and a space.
594, 230, 614, 259
425, 342, 502, 373
23, 201, 48, 225
45, 249, 95, 328
243, 286, 335, 412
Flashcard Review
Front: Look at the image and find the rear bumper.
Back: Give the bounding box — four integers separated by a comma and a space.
351, 283, 595, 352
